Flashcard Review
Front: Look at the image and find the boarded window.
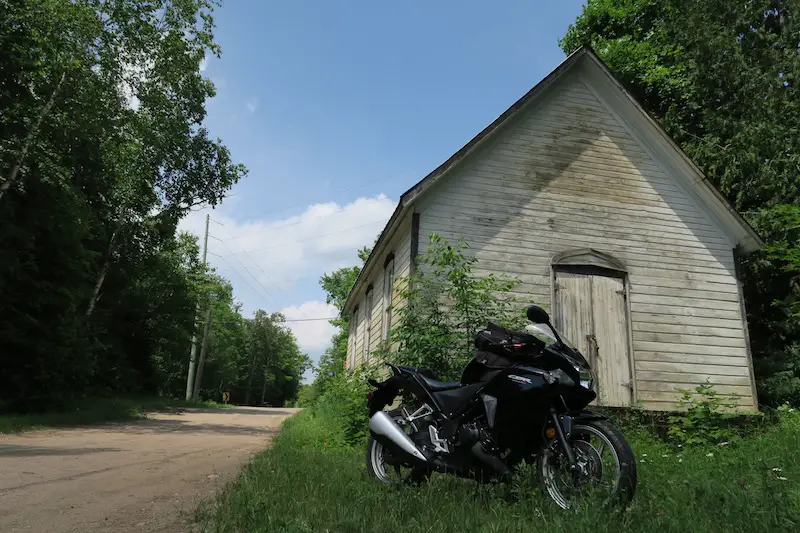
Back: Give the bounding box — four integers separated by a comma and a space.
364, 288, 373, 361
382, 257, 395, 341
350, 306, 359, 369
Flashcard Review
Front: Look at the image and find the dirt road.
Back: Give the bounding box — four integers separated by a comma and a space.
0, 406, 299, 533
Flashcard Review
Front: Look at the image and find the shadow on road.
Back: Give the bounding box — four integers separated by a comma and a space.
116, 418, 282, 437
179, 407, 296, 417
0, 444, 121, 457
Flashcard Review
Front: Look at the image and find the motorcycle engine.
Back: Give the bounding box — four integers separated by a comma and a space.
457, 420, 489, 447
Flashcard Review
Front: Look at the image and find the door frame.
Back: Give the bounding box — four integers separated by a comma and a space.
550, 249, 637, 406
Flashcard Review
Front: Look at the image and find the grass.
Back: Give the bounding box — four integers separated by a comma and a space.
198, 408, 800, 533
0, 396, 231, 433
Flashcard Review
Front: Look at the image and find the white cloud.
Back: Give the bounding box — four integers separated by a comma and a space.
280, 301, 338, 352
199, 55, 208, 72
177, 194, 395, 314
245, 98, 259, 113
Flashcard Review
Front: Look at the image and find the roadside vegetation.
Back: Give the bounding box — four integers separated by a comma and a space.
199, 400, 799, 533
0, 396, 231, 434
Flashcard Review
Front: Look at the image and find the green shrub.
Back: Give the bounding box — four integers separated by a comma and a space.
293, 384, 317, 408
304, 234, 531, 445
757, 343, 800, 407
311, 365, 379, 446
389, 233, 528, 380
667, 383, 741, 447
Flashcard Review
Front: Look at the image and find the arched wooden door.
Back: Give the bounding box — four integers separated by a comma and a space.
551, 250, 634, 407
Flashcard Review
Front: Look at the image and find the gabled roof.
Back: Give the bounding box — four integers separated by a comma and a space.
343, 46, 762, 314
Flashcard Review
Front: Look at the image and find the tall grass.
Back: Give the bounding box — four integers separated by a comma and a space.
200, 408, 800, 533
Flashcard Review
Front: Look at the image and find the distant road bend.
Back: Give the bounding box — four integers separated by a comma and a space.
0, 406, 298, 533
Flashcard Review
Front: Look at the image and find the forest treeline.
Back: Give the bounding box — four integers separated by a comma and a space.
0, 0, 308, 413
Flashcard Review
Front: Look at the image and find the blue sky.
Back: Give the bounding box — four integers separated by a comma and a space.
180, 0, 588, 375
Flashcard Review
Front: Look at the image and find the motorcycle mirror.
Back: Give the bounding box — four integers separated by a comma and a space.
526, 305, 550, 324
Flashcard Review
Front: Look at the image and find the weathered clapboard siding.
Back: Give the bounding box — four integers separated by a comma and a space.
352, 310, 365, 367
386, 229, 412, 352
357, 287, 380, 363
428, 189, 733, 245
415, 71, 755, 409
346, 213, 413, 367
367, 292, 382, 357
421, 224, 734, 274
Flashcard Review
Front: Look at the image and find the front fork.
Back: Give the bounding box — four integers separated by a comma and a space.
548, 407, 581, 479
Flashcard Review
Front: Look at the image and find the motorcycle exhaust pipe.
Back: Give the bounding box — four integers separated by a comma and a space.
369, 411, 427, 462
471, 441, 511, 480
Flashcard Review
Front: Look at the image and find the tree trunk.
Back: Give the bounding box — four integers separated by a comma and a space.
192, 306, 213, 400
260, 373, 268, 406
86, 259, 110, 318
244, 350, 257, 405
86, 226, 119, 317
0, 72, 66, 202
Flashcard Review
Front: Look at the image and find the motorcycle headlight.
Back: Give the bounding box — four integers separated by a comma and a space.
578, 368, 595, 391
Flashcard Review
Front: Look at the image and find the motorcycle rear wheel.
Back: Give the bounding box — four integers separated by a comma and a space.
365, 409, 430, 485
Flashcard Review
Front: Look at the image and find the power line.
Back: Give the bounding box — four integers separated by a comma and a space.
200, 258, 340, 322
215, 240, 283, 307
282, 317, 338, 323
211, 220, 293, 301
206, 251, 277, 308
256, 247, 363, 265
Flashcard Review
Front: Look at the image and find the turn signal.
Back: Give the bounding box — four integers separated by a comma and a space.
545, 427, 556, 439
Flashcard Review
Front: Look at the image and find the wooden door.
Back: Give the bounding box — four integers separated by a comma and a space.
554, 270, 632, 407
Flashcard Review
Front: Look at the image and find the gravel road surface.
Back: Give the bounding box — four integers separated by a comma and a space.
0, 406, 299, 532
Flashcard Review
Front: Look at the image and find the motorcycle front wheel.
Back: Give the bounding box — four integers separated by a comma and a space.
538, 418, 637, 510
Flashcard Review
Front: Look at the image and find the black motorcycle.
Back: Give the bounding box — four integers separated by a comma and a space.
365, 305, 637, 509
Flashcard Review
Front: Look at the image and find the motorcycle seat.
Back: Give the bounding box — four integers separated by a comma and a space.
396, 365, 462, 392
416, 374, 463, 392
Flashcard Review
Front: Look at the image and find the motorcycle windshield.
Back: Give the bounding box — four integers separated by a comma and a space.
524, 323, 574, 348
524, 324, 591, 368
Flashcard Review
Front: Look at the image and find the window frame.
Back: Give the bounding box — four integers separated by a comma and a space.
350, 305, 359, 369
364, 287, 373, 362
382, 254, 395, 341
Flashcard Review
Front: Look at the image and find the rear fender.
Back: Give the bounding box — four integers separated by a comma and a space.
367, 373, 406, 416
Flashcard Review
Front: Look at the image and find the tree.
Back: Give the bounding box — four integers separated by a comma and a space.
310, 245, 373, 399
562, 0, 800, 405
0, 0, 249, 413
389, 234, 524, 380
235, 311, 310, 407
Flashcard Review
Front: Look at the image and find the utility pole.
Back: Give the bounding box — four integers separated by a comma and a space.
192, 305, 213, 400
186, 213, 210, 400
